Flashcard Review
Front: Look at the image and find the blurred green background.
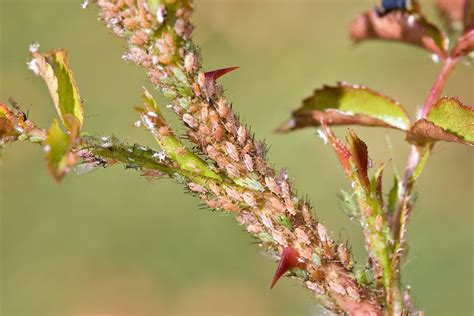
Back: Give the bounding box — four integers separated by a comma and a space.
0, 0, 472, 315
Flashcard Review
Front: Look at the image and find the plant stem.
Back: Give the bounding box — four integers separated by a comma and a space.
394, 57, 458, 238
390, 56, 459, 314
420, 57, 458, 119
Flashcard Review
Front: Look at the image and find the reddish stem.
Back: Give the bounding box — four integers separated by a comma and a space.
420, 57, 458, 119
393, 56, 459, 237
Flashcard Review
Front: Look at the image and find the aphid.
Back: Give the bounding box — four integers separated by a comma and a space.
225, 163, 240, 177
242, 192, 257, 208
237, 125, 247, 145
182, 113, 197, 128
225, 141, 239, 162
375, 0, 415, 17
265, 176, 281, 195
243, 154, 254, 172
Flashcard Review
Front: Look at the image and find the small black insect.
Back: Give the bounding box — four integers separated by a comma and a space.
375, 0, 414, 17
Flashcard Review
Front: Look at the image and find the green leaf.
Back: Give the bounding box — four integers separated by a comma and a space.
44, 118, 77, 182
29, 48, 84, 131
427, 97, 474, 142
407, 98, 474, 146
278, 83, 410, 133
138, 88, 222, 181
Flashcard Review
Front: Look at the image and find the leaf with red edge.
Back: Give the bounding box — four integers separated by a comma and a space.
270, 246, 301, 289
350, 10, 448, 59
406, 98, 474, 146
204, 66, 239, 81
451, 29, 474, 57
346, 130, 371, 190
277, 83, 410, 133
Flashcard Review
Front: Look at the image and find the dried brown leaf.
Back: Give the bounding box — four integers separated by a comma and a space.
350, 10, 448, 58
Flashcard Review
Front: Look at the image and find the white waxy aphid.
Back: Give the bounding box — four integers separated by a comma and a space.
431, 54, 440, 64
156, 6, 166, 24
27, 59, 40, 75
316, 129, 328, 144
134, 120, 142, 128
146, 111, 158, 118
152, 151, 166, 162
43, 145, 51, 153
81, 0, 89, 9
101, 142, 113, 148
29, 42, 40, 53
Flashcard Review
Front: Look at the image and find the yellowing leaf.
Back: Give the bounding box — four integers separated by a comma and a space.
278, 83, 410, 133
30, 49, 84, 131
44, 117, 79, 182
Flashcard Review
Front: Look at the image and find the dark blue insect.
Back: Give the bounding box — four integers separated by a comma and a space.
376, 0, 414, 17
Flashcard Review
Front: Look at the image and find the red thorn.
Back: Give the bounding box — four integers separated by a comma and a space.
270, 246, 300, 289
204, 66, 239, 81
